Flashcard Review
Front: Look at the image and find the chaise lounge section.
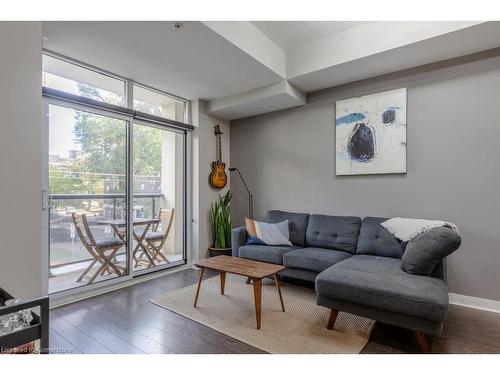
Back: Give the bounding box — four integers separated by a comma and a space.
232, 210, 461, 352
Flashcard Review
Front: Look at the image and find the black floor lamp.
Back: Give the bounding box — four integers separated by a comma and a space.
229, 167, 254, 219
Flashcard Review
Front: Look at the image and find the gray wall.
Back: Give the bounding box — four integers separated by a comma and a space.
230, 55, 500, 302
0, 22, 44, 298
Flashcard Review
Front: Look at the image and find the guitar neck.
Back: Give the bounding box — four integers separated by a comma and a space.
218, 133, 222, 162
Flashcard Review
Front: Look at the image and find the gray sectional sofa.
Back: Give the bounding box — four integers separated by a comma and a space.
232, 210, 460, 352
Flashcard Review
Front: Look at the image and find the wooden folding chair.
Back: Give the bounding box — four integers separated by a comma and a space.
72, 213, 125, 284
139, 208, 175, 266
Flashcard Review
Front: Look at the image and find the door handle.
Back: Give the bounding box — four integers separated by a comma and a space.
42, 190, 49, 211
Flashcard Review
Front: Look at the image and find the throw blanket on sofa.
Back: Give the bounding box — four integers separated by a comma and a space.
381, 217, 459, 242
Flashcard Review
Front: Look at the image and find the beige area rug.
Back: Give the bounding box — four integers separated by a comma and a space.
150, 274, 375, 354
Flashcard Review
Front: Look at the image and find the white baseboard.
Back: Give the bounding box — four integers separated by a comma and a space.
449, 293, 500, 314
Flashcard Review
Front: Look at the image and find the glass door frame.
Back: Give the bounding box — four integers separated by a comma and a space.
43, 96, 135, 295
43, 96, 189, 297
131, 119, 188, 277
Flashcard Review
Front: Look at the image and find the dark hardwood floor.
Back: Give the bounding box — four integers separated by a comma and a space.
49, 268, 500, 354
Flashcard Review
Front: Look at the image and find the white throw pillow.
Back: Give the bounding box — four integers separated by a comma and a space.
245, 218, 292, 246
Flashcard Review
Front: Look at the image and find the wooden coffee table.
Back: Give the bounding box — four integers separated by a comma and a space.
193, 255, 285, 329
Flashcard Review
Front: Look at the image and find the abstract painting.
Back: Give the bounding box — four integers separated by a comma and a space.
335, 88, 407, 175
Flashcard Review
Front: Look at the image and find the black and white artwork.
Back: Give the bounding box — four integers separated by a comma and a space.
335, 88, 407, 175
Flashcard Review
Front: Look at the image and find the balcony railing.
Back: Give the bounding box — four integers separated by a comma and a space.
48, 193, 163, 272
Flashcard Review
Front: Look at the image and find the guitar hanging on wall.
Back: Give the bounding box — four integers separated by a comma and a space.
209, 125, 228, 189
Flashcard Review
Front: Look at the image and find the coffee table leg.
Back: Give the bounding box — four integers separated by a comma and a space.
274, 274, 285, 312
253, 278, 262, 329
220, 271, 226, 295
194, 268, 205, 307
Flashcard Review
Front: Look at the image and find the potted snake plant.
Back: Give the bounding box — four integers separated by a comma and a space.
209, 190, 232, 257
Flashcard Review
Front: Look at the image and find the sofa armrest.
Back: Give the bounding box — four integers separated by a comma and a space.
231, 226, 247, 257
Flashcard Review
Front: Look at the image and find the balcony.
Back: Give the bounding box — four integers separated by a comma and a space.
48, 193, 183, 294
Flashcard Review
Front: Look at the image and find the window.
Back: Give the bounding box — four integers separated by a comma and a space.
43, 52, 190, 294
133, 84, 186, 122
42, 54, 126, 106
42, 53, 189, 122
132, 122, 185, 271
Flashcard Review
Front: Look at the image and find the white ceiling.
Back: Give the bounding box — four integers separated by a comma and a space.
42, 21, 500, 120
252, 21, 369, 51
42, 21, 282, 100
288, 22, 500, 91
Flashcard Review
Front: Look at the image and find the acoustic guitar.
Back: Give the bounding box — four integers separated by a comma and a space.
209, 125, 228, 189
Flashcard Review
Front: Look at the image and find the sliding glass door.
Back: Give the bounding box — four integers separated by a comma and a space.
131, 123, 185, 274
45, 103, 188, 294
42, 51, 189, 295
46, 102, 130, 294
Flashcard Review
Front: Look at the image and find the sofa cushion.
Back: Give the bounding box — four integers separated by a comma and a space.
402, 227, 461, 275
315, 255, 449, 322
305, 215, 361, 253
265, 210, 310, 247
280, 268, 318, 284
283, 247, 352, 273
356, 217, 405, 258
239, 244, 301, 265
231, 226, 247, 257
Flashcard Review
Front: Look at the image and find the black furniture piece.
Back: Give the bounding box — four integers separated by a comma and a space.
232, 210, 461, 352
0, 287, 49, 354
